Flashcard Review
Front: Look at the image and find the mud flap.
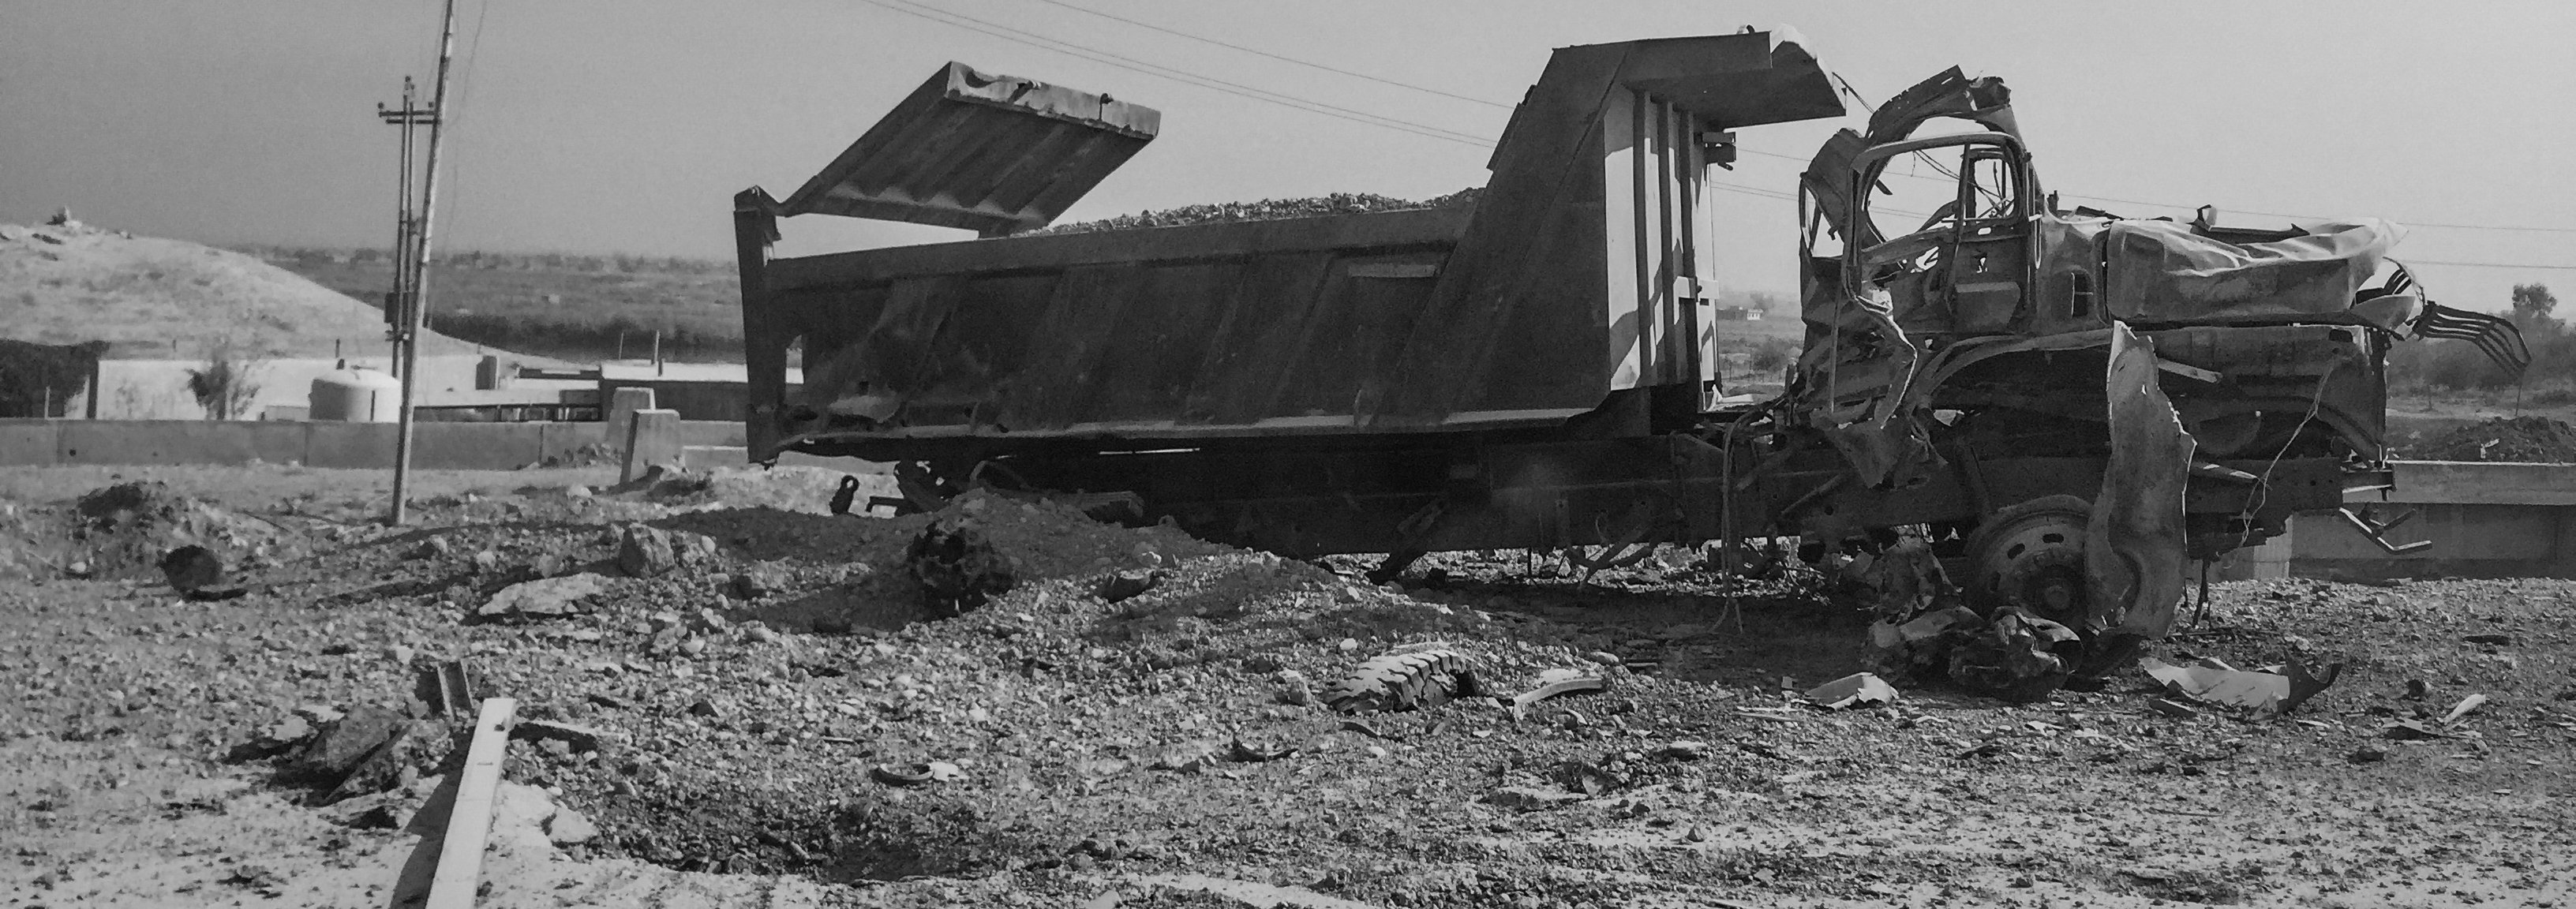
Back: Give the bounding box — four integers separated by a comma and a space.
2085, 322, 2196, 641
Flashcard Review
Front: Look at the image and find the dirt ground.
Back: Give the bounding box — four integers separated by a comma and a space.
5, 462, 2573, 908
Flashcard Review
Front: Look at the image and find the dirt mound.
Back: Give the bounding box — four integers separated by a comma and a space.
2409, 416, 2576, 462
0, 219, 479, 358
0, 481, 307, 583
1035, 188, 1480, 235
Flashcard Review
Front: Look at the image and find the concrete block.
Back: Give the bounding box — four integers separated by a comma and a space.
305, 422, 399, 469
414, 422, 547, 470
0, 420, 62, 466
623, 409, 682, 482
605, 387, 654, 458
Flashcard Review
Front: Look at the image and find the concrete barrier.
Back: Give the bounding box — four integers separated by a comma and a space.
532, 421, 608, 464
0, 418, 638, 471
605, 387, 655, 461
55, 421, 306, 466
0, 421, 62, 466
413, 422, 548, 472
2296, 461, 2576, 580
623, 410, 683, 482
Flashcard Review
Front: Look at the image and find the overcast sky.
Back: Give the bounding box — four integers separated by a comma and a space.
6, 1, 2571, 309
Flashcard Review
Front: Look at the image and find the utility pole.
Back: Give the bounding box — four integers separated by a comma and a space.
378, 77, 434, 378
389, 0, 460, 526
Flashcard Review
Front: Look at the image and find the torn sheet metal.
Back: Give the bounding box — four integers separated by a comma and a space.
777, 62, 1160, 236
1864, 66, 2018, 144
2089, 323, 2195, 638
2104, 219, 2404, 324
1804, 672, 1899, 709
2140, 656, 2341, 716
1944, 607, 2082, 701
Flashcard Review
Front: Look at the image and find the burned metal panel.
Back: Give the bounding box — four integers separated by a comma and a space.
998, 264, 1145, 431
778, 62, 1159, 236
1178, 252, 1339, 425
1380, 30, 1846, 425
762, 210, 1473, 451
2102, 219, 2402, 324
1084, 261, 1247, 423
767, 206, 1467, 286
746, 32, 1848, 456
908, 272, 1062, 422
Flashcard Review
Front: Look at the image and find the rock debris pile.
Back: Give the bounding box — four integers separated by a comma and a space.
2411, 415, 2576, 462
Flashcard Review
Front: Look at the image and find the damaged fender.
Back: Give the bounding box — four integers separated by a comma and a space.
2087, 323, 2196, 638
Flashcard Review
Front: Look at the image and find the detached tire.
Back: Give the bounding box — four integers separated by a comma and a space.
1324, 649, 1478, 714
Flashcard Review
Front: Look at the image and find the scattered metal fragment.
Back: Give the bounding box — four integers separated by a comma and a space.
1945, 608, 2083, 701
2443, 694, 2490, 724
414, 660, 475, 717
2381, 720, 2446, 740
1226, 739, 1295, 763
1804, 672, 1900, 709
2147, 698, 2200, 719
1507, 669, 1608, 720
2140, 657, 2342, 716
869, 761, 964, 787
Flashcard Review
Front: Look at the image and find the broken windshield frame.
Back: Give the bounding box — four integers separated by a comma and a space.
1839, 132, 2036, 331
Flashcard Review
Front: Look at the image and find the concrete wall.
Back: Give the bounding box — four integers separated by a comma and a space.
90, 354, 589, 421
2296, 461, 2576, 580
0, 418, 615, 470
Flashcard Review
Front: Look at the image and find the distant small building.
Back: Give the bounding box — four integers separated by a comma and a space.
1713, 306, 1764, 321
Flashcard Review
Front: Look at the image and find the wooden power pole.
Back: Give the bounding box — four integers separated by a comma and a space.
389, 0, 460, 526
379, 77, 434, 377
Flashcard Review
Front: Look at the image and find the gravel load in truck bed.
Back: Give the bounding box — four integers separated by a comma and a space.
1035, 189, 1480, 235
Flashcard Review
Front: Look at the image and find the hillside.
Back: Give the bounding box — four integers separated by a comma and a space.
0, 219, 482, 360
255, 248, 743, 363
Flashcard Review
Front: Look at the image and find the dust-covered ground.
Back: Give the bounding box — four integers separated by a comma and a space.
4, 462, 2573, 908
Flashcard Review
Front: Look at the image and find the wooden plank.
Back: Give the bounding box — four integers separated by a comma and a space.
766, 206, 1468, 289
425, 697, 519, 909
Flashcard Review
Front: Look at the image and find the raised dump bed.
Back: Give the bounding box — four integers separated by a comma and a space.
735, 32, 1845, 462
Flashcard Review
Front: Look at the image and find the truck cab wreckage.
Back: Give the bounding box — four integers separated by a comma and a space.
732, 30, 2525, 696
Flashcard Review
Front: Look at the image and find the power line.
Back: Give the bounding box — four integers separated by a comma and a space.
1022, 0, 1513, 110
856, 0, 1496, 148
887, 2, 2576, 241
2408, 259, 2576, 271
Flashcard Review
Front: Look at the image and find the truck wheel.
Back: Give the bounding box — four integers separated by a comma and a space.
1961, 495, 2091, 627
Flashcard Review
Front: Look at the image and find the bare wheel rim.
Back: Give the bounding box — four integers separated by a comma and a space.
1964, 496, 2091, 627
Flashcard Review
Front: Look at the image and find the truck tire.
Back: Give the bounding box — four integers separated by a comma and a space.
1324, 648, 1478, 714
1960, 495, 2091, 627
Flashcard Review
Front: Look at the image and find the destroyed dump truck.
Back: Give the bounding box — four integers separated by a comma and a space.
731, 31, 2525, 672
